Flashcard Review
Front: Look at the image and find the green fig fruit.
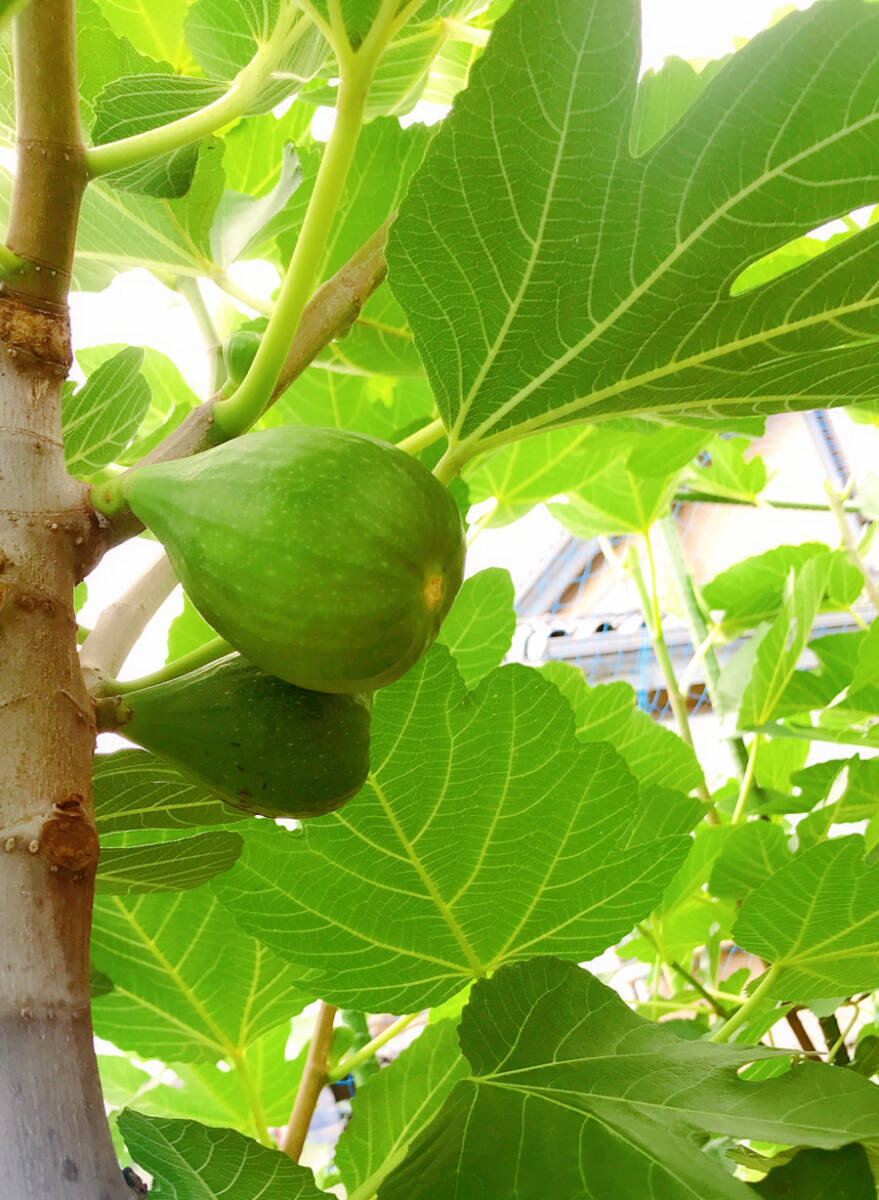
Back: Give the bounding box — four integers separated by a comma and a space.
224, 330, 261, 388
118, 654, 371, 819
124, 426, 466, 693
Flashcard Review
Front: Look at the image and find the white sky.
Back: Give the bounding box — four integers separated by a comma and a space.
76, 0, 818, 681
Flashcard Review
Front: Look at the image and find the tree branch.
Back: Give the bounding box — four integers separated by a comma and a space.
98, 218, 392, 549
280, 1001, 337, 1160
79, 552, 178, 681
4, 0, 87, 308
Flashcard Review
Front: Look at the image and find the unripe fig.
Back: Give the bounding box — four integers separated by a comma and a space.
223, 330, 261, 388
119, 654, 371, 818
124, 426, 466, 693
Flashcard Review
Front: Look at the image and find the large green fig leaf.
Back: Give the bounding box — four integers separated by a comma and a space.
93, 750, 247, 833
118, 1111, 326, 1200
91, 885, 311, 1061
379, 958, 879, 1200
704, 544, 863, 635
389, 0, 879, 466
733, 835, 879, 1004
212, 647, 691, 1012
334, 1020, 468, 1198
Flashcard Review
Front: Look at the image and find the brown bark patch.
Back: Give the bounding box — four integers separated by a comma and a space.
40, 812, 99, 872
0, 293, 70, 370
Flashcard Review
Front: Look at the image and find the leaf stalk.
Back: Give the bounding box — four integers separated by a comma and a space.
396, 417, 445, 456
709, 963, 782, 1043
211, 45, 381, 439
84, 7, 307, 180
99, 635, 234, 697
328, 1011, 420, 1081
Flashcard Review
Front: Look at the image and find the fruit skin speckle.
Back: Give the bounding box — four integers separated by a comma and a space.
126, 426, 466, 693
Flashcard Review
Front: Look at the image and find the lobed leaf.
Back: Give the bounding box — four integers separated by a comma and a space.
734, 835, 879, 1003
381, 957, 879, 1200
213, 647, 691, 1011
390, 0, 879, 463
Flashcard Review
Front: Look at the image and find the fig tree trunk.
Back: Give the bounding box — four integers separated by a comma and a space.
0, 1, 128, 1195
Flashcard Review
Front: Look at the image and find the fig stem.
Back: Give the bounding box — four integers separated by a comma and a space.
101, 635, 234, 697
396, 417, 445, 457
327, 1010, 420, 1081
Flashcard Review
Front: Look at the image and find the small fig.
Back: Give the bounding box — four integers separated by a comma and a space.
120, 654, 371, 819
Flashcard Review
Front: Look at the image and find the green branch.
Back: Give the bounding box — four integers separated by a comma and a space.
99, 636, 234, 696
825, 478, 879, 609
709, 963, 782, 1043
328, 1011, 420, 1081
211, 15, 393, 440
628, 537, 716, 818
730, 734, 760, 824
674, 489, 860, 514
658, 514, 760, 788
397, 417, 445, 456
85, 7, 306, 180
176, 277, 225, 394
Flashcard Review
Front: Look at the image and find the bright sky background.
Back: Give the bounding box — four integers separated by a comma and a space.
77, 0, 818, 682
